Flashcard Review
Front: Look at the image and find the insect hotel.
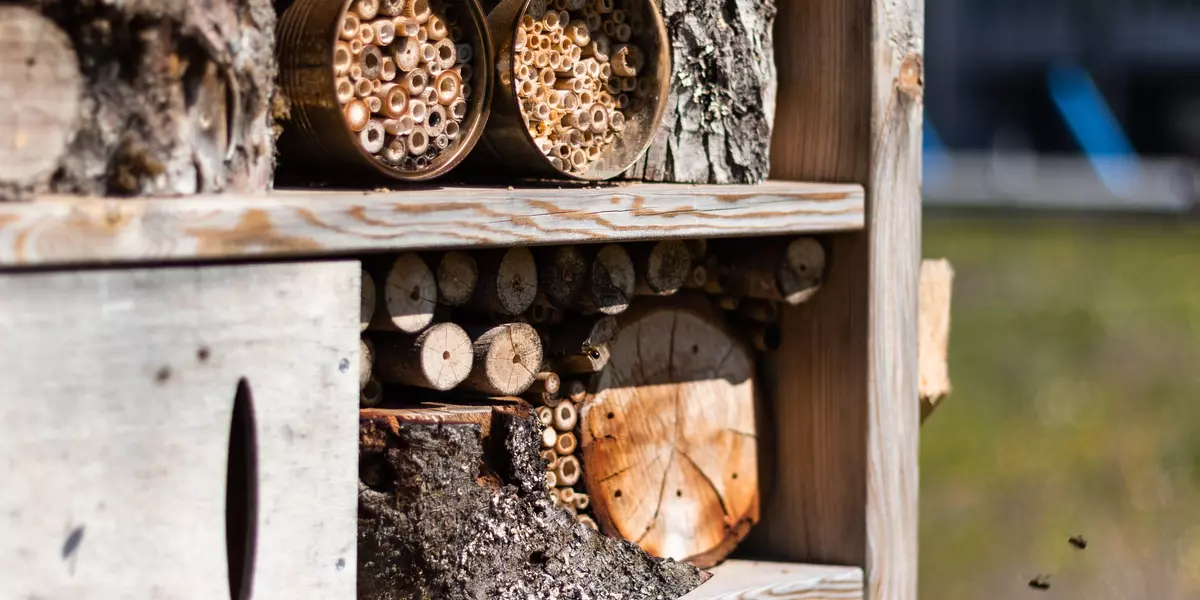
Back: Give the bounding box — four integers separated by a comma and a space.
0, 0, 924, 598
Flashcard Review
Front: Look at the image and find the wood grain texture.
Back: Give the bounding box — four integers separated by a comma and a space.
0, 7, 80, 197
919, 259, 952, 420
681, 561, 863, 600
581, 305, 757, 568
32, 0, 276, 196
744, 1, 922, 600
0, 181, 863, 268
0, 261, 359, 599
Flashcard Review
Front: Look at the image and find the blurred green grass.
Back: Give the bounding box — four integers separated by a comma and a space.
921, 216, 1200, 599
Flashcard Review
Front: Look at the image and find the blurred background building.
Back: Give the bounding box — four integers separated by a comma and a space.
924, 0, 1200, 211
920, 1, 1200, 598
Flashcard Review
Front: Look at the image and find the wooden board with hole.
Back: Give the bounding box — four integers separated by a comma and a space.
0, 181, 863, 269
0, 262, 359, 599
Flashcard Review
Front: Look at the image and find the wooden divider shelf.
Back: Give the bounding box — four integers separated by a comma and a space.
0, 181, 863, 269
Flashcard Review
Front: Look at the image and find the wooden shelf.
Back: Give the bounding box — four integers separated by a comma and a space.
682, 560, 863, 599
0, 180, 862, 269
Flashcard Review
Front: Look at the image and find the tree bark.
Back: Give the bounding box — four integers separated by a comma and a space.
357, 407, 707, 599
25, 0, 276, 197
622, 0, 777, 184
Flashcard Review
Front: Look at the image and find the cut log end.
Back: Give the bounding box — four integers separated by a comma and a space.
372, 322, 474, 391
361, 376, 384, 406
475, 248, 539, 315
465, 322, 544, 396
436, 250, 478, 306
537, 246, 589, 309
582, 306, 758, 567
777, 237, 826, 305
580, 245, 635, 315
0, 7, 81, 193
360, 337, 375, 390
376, 252, 437, 333
361, 268, 376, 332
635, 240, 692, 296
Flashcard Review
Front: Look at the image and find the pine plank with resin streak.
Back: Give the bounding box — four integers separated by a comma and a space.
682, 561, 863, 600
0, 181, 863, 268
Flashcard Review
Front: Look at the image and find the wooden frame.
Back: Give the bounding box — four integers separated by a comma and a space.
743, 1, 923, 600
0, 0, 921, 597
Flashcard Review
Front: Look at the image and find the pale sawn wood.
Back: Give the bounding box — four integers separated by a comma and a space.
632, 240, 693, 297
368, 253, 437, 334
434, 250, 478, 306
468, 247, 538, 316
581, 305, 758, 568
372, 323, 475, 391
0, 261, 359, 599
0, 7, 80, 194
0, 181, 864, 269
743, 1, 922, 599
919, 259, 953, 420
461, 322, 544, 396
681, 560, 863, 600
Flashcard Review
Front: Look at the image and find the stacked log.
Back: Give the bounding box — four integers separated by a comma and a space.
358, 237, 822, 406
3, 0, 275, 199
357, 235, 825, 570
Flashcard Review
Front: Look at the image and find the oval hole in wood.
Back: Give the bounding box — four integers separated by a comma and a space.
226, 378, 258, 600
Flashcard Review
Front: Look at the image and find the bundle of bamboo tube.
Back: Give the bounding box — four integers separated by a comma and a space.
336, 0, 474, 172
510, 0, 645, 175
355, 236, 824, 404
528, 375, 597, 529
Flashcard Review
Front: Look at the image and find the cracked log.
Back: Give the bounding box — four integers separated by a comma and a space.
623, 0, 777, 184
580, 302, 759, 568
357, 404, 708, 599
14, 0, 275, 198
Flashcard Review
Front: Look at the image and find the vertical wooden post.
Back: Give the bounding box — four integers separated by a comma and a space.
743, 1, 921, 600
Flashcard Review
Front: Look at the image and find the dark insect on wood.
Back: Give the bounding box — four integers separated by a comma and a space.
1069, 534, 1087, 550
1028, 575, 1051, 590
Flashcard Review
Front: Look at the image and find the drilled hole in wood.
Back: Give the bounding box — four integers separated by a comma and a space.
731, 473, 738, 479
676, 490, 682, 497
442, 351, 451, 360
691, 344, 699, 354
226, 378, 258, 600
614, 489, 622, 498
197, 346, 212, 362
606, 412, 614, 419
410, 286, 421, 301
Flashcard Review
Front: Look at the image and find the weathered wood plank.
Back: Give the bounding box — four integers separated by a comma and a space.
0, 181, 863, 268
744, 1, 922, 600
681, 561, 863, 600
0, 262, 359, 599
